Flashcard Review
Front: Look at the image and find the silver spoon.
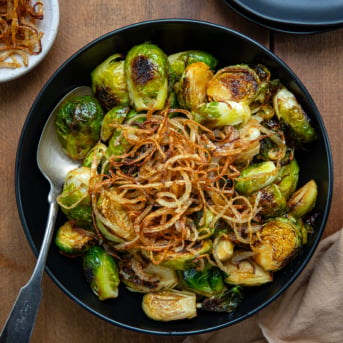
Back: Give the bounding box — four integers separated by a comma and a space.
1, 86, 92, 343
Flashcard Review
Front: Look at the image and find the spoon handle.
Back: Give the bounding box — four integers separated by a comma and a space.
1, 192, 59, 343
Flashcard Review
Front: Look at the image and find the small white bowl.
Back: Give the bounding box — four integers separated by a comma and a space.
0, 0, 60, 83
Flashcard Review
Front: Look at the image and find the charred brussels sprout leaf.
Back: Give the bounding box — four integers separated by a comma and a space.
235, 161, 277, 195
273, 87, 317, 144
168, 50, 218, 76
55, 95, 104, 160
200, 286, 243, 313
55, 220, 97, 256
252, 216, 302, 271
57, 167, 93, 228
180, 264, 225, 297
125, 43, 169, 111
91, 53, 129, 111
142, 290, 197, 321
83, 246, 120, 300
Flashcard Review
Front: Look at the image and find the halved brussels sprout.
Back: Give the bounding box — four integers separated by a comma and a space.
179, 264, 225, 297
234, 119, 261, 165
57, 167, 93, 228
142, 289, 197, 321
100, 105, 130, 142
55, 220, 97, 256
274, 159, 299, 200
168, 50, 218, 76
91, 53, 129, 111
288, 180, 318, 218
273, 87, 317, 144
83, 142, 107, 168
105, 129, 130, 158
125, 43, 169, 111
221, 250, 273, 286
83, 246, 120, 300
119, 256, 178, 293
252, 216, 302, 271
234, 161, 277, 195
96, 189, 135, 242
55, 95, 104, 160
200, 286, 243, 313
213, 235, 235, 262
207, 64, 260, 104
252, 183, 287, 218
193, 100, 251, 128
143, 240, 212, 271
176, 62, 214, 110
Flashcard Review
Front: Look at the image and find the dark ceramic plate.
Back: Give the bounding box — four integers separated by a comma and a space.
15, 19, 333, 335
224, 0, 343, 34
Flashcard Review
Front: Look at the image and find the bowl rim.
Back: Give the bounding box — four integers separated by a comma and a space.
15, 18, 334, 335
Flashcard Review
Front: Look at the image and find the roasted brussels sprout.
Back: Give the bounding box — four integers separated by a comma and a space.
274, 159, 299, 200
100, 105, 130, 142
207, 64, 260, 104
55, 95, 104, 160
96, 189, 135, 242
221, 251, 273, 286
252, 183, 287, 218
273, 87, 317, 144
234, 161, 277, 195
57, 167, 93, 228
288, 180, 318, 218
83, 246, 120, 300
176, 62, 214, 110
105, 129, 130, 158
83, 142, 107, 168
119, 256, 178, 293
125, 43, 169, 111
213, 235, 235, 262
168, 50, 218, 76
251, 216, 303, 271
143, 240, 212, 271
55, 220, 97, 256
91, 53, 129, 111
193, 100, 251, 128
234, 119, 261, 165
200, 286, 243, 313
142, 290, 197, 321
179, 264, 225, 297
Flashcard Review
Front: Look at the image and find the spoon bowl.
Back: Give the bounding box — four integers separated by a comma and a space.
1, 86, 92, 343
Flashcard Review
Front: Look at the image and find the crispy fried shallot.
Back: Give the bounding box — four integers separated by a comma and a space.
0, 0, 44, 68
90, 110, 283, 264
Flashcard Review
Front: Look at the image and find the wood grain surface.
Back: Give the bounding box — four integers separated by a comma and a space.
0, 1, 342, 342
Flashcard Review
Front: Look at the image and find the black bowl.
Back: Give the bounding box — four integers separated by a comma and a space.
15, 19, 333, 335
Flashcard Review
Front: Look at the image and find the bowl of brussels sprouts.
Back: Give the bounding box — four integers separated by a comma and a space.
15, 19, 333, 335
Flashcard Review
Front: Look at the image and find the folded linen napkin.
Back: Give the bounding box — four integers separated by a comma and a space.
184, 228, 343, 343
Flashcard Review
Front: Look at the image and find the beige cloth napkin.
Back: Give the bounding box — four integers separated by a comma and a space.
184, 228, 343, 343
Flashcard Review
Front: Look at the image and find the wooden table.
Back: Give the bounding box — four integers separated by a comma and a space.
1, 1, 342, 342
